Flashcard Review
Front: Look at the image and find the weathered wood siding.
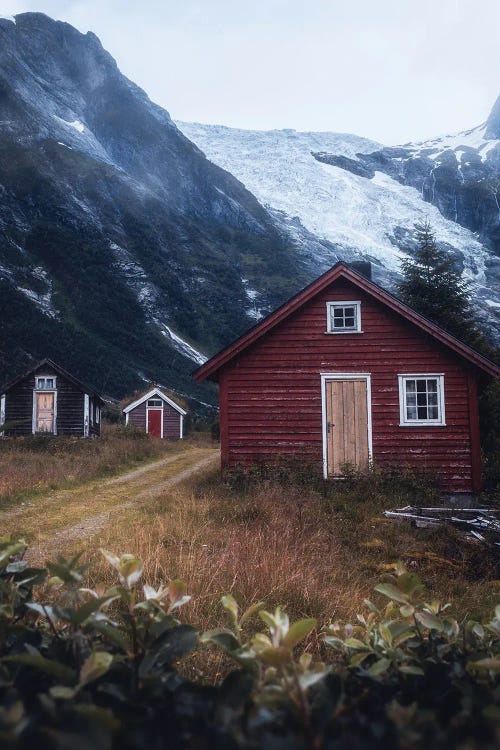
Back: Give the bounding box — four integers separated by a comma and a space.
127, 401, 182, 438
163, 402, 182, 439
127, 403, 147, 429
3, 365, 87, 437
220, 278, 480, 493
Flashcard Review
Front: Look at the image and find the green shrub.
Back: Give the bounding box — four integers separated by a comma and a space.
0, 536, 498, 749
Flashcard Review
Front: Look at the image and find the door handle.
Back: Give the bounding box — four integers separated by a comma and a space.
327, 422, 335, 433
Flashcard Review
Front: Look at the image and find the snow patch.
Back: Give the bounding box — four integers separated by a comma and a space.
405, 123, 499, 163
0, 15, 16, 24
160, 325, 207, 366
57, 142, 73, 150
54, 115, 87, 135
241, 277, 264, 320
69, 119, 85, 133
17, 286, 57, 319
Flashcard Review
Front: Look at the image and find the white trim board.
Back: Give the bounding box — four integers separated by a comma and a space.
123, 387, 187, 416
320, 372, 373, 479
0, 394, 5, 436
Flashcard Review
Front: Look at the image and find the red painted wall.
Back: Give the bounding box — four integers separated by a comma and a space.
219, 278, 480, 493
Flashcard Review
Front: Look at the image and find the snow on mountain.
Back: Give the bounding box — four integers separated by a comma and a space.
178, 120, 500, 339
177, 122, 489, 276
400, 123, 499, 163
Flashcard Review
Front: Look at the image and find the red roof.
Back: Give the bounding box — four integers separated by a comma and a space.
193, 263, 500, 382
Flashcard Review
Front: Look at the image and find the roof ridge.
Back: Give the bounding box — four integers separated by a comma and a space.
193, 263, 500, 382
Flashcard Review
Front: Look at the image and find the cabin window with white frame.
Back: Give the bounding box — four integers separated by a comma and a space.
36, 376, 56, 390
326, 301, 361, 333
147, 399, 163, 407
399, 375, 445, 426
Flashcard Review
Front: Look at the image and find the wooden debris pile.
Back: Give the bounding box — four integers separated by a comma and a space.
383, 506, 500, 548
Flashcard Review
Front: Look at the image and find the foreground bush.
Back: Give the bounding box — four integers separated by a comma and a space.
0, 536, 498, 749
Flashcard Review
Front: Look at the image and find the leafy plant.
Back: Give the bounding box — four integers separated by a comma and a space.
0, 538, 498, 749
203, 594, 325, 724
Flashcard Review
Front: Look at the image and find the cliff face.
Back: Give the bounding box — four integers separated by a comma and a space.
0, 13, 311, 404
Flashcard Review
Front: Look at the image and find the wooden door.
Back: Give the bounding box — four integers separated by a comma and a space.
147, 409, 162, 438
36, 392, 55, 433
326, 379, 369, 475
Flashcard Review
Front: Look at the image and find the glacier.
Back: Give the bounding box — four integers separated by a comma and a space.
177, 121, 500, 338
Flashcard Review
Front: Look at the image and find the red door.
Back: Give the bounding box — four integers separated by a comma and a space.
147, 409, 162, 438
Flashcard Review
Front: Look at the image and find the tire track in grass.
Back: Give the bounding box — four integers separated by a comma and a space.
2, 448, 219, 561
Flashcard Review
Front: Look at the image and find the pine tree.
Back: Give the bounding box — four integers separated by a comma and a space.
398, 221, 481, 346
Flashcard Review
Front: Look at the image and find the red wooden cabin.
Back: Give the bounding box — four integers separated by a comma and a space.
194, 263, 500, 494
123, 387, 186, 439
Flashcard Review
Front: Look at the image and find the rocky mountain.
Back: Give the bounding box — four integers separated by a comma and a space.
179, 102, 500, 341
0, 12, 328, 408
1, 13, 498, 412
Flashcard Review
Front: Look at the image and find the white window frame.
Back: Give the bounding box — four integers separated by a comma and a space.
96, 406, 100, 425
325, 301, 362, 334
320, 372, 373, 478
36, 375, 57, 390
398, 374, 446, 427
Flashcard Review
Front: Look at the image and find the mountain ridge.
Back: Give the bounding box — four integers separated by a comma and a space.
0, 12, 322, 407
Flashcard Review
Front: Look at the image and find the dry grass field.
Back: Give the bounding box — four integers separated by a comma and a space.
0, 424, 204, 510
79, 463, 499, 681
2, 437, 498, 683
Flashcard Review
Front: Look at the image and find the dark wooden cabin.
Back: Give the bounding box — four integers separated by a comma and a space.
123, 387, 186, 439
194, 263, 500, 495
0, 359, 104, 438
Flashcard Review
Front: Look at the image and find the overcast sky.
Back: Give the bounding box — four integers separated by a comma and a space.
2, 0, 499, 143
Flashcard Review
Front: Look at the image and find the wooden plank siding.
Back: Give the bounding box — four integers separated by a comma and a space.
220, 279, 479, 493
127, 402, 147, 429
163, 403, 182, 439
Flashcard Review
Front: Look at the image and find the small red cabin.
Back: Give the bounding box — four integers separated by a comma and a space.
123, 387, 186, 439
194, 263, 500, 494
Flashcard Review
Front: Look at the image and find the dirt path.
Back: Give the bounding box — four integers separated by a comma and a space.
2, 447, 219, 563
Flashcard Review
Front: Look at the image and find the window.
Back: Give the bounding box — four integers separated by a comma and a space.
36, 376, 56, 390
147, 399, 163, 408
96, 406, 100, 424
326, 301, 362, 333
398, 375, 445, 426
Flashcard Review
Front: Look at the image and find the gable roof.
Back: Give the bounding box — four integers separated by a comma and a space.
122, 387, 187, 416
0, 358, 105, 401
193, 263, 500, 382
